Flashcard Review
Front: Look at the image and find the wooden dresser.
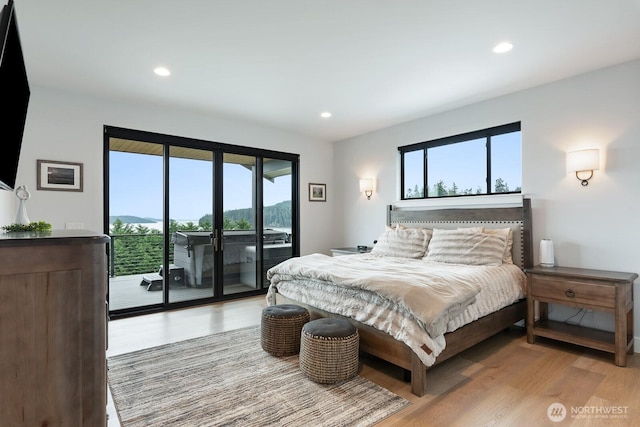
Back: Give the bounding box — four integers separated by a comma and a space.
525, 265, 637, 366
0, 230, 109, 426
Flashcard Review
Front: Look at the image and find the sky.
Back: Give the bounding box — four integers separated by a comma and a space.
109, 152, 292, 220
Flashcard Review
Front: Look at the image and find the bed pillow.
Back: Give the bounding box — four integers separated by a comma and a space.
424, 228, 507, 266
483, 227, 514, 264
457, 226, 514, 264
457, 226, 484, 233
371, 227, 432, 258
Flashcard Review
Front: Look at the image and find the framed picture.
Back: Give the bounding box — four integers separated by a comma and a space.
309, 183, 326, 202
37, 160, 83, 192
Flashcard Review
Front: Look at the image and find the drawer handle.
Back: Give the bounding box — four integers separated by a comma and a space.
565, 289, 575, 298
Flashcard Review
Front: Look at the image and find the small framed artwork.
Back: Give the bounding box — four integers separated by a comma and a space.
309, 183, 326, 202
37, 160, 84, 192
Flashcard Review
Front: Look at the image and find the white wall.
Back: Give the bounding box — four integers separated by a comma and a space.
0, 191, 15, 226
5, 86, 335, 256
334, 59, 640, 342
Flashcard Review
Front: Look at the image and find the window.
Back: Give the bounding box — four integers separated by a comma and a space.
399, 122, 521, 199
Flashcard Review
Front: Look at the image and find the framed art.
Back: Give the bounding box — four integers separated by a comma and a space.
309, 183, 326, 202
37, 160, 84, 192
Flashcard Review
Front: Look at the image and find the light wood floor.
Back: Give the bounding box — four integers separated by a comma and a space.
107, 296, 639, 427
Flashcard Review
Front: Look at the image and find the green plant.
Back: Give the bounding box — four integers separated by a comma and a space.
2, 221, 52, 232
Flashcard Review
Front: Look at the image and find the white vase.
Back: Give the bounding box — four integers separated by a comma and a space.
540, 239, 554, 267
15, 185, 30, 225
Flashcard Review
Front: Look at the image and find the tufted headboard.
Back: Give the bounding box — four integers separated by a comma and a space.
387, 198, 533, 269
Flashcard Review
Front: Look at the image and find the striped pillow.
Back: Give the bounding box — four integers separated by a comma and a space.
483, 227, 514, 264
371, 227, 432, 258
456, 226, 514, 264
424, 228, 506, 266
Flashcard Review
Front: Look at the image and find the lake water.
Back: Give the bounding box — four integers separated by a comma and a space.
111, 220, 291, 234
110, 220, 198, 232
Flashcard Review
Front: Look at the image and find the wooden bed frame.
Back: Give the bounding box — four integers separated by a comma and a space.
274, 198, 533, 397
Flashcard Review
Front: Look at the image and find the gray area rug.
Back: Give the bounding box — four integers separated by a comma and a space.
108, 326, 409, 426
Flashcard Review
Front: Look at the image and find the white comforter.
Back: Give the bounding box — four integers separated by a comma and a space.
266, 253, 526, 367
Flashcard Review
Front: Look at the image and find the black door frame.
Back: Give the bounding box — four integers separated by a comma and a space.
103, 125, 300, 319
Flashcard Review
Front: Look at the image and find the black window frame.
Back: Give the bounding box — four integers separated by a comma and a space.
399, 122, 521, 200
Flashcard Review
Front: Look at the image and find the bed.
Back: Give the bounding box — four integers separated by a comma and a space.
266, 198, 533, 396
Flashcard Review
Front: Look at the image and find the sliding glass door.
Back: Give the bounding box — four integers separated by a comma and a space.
104, 126, 299, 318
222, 155, 294, 295
259, 158, 294, 287
221, 153, 258, 295
168, 146, 215, 304
107, 140, 165, 312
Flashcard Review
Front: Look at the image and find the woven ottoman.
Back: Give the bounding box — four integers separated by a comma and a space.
299, 318, 359, 384
261, 304, 310, 356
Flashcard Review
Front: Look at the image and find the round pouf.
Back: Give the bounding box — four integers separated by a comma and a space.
299, 318, 359, 384
261, 304, 310, 356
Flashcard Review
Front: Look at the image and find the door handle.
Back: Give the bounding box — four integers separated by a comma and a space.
565, 289, 575, 298
211, 230, 220, 252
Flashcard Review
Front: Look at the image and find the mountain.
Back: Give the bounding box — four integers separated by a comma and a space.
199, 200, 292, 228
109, 215, 157, 224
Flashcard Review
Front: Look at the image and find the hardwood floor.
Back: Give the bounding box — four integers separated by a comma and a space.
107, 296, 639, 426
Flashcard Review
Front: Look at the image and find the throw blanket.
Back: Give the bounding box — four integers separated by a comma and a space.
266, 253, 526, 367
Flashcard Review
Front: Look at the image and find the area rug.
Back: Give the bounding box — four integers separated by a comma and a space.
108, 326, 409, 426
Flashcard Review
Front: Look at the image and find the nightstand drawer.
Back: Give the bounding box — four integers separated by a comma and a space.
529, 276, 615, 308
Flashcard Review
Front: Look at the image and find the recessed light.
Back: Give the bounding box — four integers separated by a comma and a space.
320, 112, 332, 118
492, 42, 513, 54
154, 66, 171, 77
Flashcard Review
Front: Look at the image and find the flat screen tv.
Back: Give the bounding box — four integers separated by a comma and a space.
0, 0, 30, 191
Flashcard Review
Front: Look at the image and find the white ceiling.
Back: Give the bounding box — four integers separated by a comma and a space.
14, 0, 640, 143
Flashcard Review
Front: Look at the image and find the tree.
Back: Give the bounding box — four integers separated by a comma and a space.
199, 218, 212, 230
111, 218, 133, 234
494, 178, 509, 193
110, 222, 164, 276
435, 180, 447, 196
235, 218, 252, 230
180, 221, 198, 231
134, 224, 154, 234
405, 187, 413, 198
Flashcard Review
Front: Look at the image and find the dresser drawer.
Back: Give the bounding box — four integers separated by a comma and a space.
529, 276, 615, 309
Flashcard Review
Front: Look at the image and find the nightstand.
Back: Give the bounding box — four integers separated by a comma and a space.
330, 247, 371, 257
525, 266, 637, 366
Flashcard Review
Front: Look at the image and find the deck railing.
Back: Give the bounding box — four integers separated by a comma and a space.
109, 229, 292, 279
109, 233, 172, 277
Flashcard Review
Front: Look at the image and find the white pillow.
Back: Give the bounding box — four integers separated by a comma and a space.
457, 226, 484, 233
371, 227, 432, 258
483, 227, 514, 264
424, 228, 507, 266
455, 226, 514, 264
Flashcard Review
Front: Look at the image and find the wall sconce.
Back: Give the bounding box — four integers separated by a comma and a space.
567, 149, 599, 186
359, 178, 373, 200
